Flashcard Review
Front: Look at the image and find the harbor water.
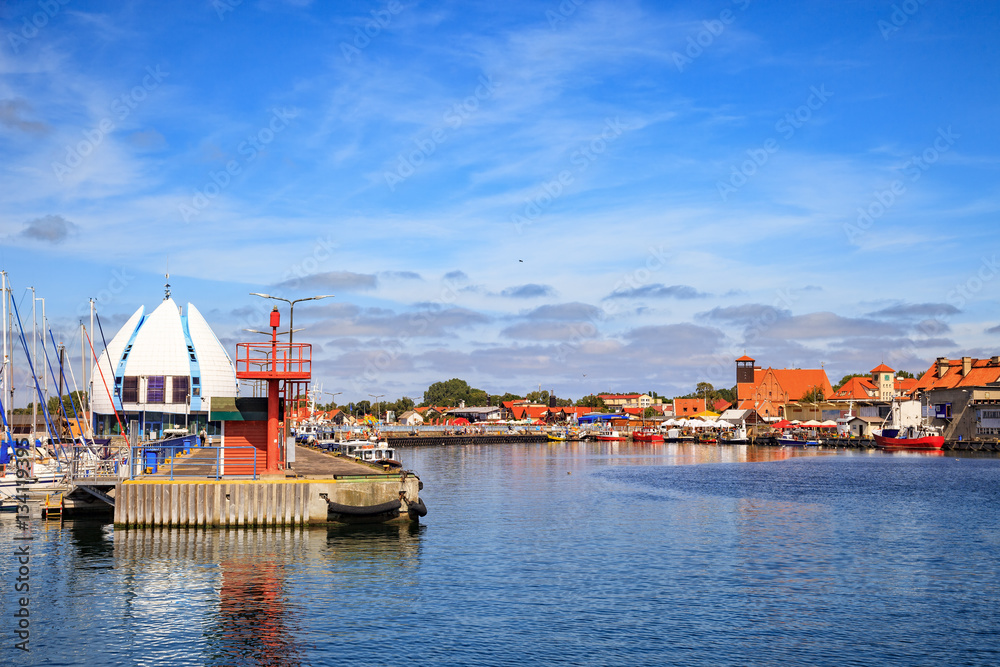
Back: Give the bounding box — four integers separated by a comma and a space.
3, 442, 1000, 666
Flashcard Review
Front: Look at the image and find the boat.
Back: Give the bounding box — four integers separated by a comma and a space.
336, 435, 402, 468
777, 436, 820, 447
631, 427, 663, 443
547, 430, 568, 442
873, 426, 944, 450
663, 428, 695, 443
0, 440, 66, 511
595, 427, 627, 441
720, 423, 750, 445
872, 397, 944, 451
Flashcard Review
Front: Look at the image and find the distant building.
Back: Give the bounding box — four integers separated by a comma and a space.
734, 355, 833, 420
598, 393, 657, 409
830, 364, 917, 402
913, 356, 1000, 440
90, 296, 238, 439
445, 406, 503, 423
398, 410, 424, 426
672, 398, 705, 416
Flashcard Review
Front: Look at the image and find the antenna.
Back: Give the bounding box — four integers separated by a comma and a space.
164, 257, 171, 300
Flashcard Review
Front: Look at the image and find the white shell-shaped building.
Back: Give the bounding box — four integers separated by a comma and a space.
91, 298, 238, 436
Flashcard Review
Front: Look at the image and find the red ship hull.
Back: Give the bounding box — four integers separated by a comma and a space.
873, 434, 944, 450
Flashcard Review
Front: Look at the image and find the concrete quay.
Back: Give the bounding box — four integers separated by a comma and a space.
113, 445, 423, 528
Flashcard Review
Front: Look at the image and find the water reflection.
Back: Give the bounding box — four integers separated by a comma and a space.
208, 559, 301, 667
110, 523, 424, 666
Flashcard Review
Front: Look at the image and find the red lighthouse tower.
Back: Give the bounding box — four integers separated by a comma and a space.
234, 307, 311, 474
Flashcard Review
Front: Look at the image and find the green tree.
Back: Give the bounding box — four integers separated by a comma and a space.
390, 396, 415, 414
468, 389, 489, 407
643, 407, 659, 417
896, 370, 915, 379
492, 392, 524, 406
800, 386, 825, 402
421, 378, 489, 407
48, 391, 88, 418
576, 394, 606, 410
525, 389, 549, 404
715, 386, 736, 403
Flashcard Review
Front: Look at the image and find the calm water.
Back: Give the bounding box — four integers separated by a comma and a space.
3, 443, 1000, 666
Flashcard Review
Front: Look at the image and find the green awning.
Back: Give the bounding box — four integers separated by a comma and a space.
209, 397, 282, 422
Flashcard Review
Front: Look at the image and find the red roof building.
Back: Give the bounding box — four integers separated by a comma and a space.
830, 364, 919, 402
672, 398, 705, 415
914, 356, 1000, 392
734, 355, 833, 420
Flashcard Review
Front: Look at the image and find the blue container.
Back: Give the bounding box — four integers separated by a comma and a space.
144, 449, 160, 474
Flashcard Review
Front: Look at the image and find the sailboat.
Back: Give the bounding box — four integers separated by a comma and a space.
0, 274, 68, 510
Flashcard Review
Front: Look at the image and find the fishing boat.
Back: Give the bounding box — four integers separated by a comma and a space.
595, 427, 627, 441
631, 427, 663, 443
873, 398, 944, 450
720, 423, 750, 445
546, 429, 568, 442
873, 426, 944, 450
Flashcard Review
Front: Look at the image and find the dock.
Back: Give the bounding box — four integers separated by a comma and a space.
111, 443, 421, 528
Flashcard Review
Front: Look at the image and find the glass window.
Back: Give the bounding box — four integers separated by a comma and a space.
122, 376, 138, 403
147, 376, 165, 403
172, 376, 189, 404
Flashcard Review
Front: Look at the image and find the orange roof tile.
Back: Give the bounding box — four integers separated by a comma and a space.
833, 376, 876, 399
914, 358, 1000, 391
768, 368, 833, 401
870, 363, 894, 373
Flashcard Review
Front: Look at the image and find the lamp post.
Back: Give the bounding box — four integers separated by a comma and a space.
369, 393, 384, 424
323, 391, 342, 409
249, 293, 335, 346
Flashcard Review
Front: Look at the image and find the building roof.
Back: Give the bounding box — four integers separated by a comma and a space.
672, 398, 705, 413
445, 406, 502, 415
767, 368, 834, 401
870, 363, 895, 373
90, 297, 237, 414
711, 398, 732, 412
915, 357, 1000, 391
735, 354, 755, 362
511, 405, 548, 420
832, 376, 877, 400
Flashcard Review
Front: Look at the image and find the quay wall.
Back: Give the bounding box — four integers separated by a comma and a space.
386, 433, 1000, 452
387, 434, 547, 447
114, 476, 420, 528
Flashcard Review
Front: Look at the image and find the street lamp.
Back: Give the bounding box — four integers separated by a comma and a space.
249, 293, 335, 346
323, 391, 342, 409
369, 393, 384, 423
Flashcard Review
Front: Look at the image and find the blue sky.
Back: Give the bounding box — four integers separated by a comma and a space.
1, 0, 998, 406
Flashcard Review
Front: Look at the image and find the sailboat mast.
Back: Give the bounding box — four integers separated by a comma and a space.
90, 298, 95, 436
1, 271, 8, 433
40, 296, 47, 417
31, 287, 37, 441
